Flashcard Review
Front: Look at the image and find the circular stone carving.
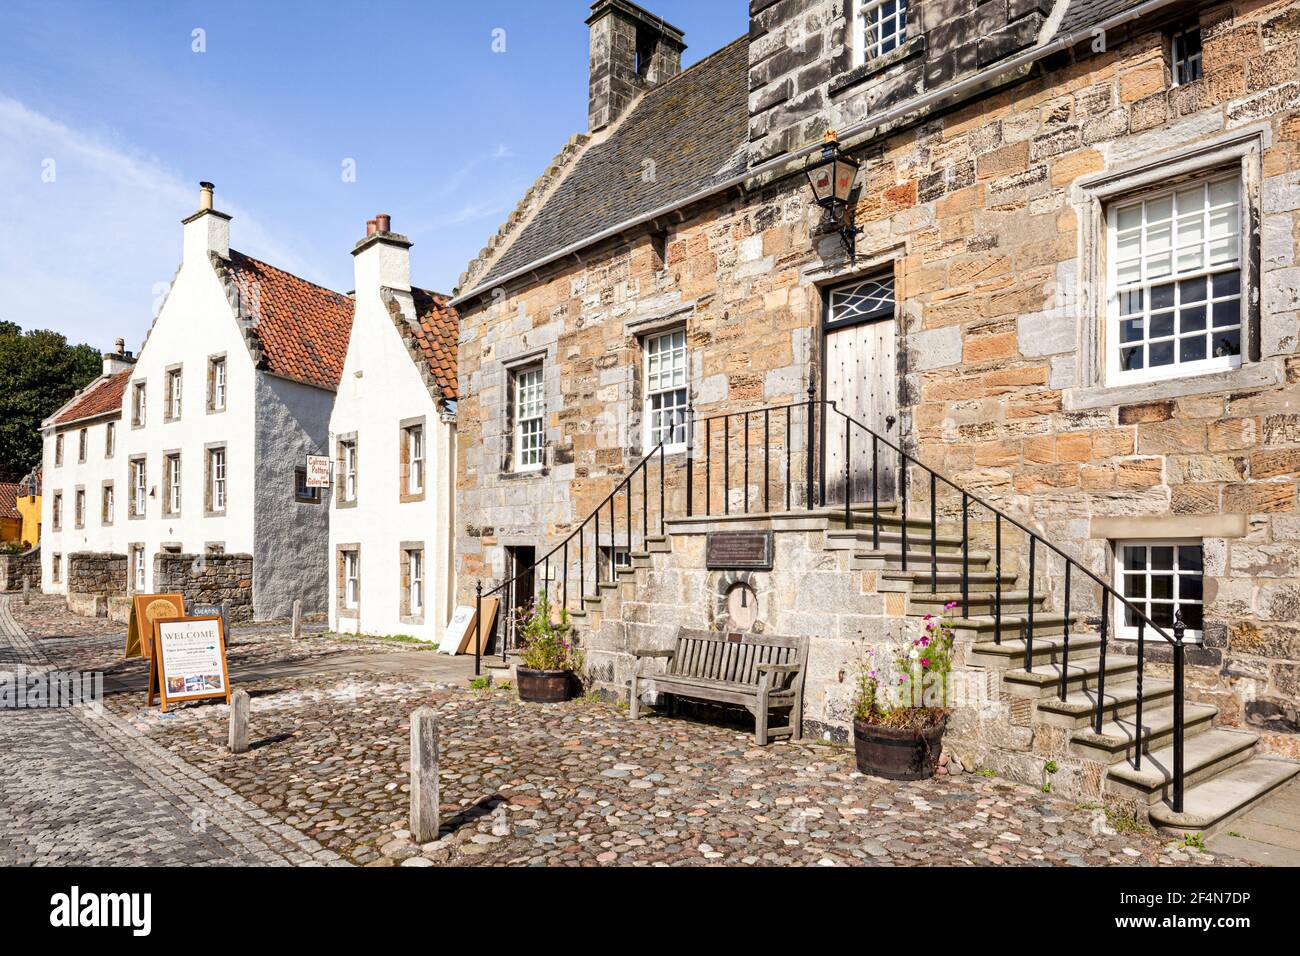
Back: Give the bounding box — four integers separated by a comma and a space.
711, 569, 766, 633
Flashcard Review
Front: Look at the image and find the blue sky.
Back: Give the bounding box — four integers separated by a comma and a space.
0, 0, 744, 351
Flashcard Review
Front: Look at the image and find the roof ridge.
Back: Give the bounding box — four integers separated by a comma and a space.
227, 248, 349, 299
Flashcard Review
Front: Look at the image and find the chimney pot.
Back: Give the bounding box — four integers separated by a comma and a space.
366, 219, 378, 236
199, 181, 214, 211
115, 337, 125, 356
375, 213, 391, 233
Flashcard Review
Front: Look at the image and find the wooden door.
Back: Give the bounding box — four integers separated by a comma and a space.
824, 312, 897, 506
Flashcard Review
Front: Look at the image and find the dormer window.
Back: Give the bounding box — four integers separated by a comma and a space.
854, 0, 908, 65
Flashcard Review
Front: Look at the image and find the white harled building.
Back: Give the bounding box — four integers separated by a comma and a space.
327, 215, 459, 640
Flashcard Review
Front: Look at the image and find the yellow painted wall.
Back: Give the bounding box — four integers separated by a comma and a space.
15, 494, 40, 547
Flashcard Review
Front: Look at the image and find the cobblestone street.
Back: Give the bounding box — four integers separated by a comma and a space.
1, 594, 1247, 867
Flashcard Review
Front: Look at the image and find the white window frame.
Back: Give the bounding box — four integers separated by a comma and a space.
344, 551, 360, 610
132, 546, 146, 592
1105, 172, 1243, 386
52, 493, 62, 531
165, 453, 181, 514
408, 549, 423, 616
407, 425, 425, 494
853, 0, 909, 66
343, 441, 358, 502
513, 364, 545, 472
74, 489, 84, 528
212, 357, 227, 411
132, 382, 146, 426
103, 485, 114, 525
166, 368, 183, 420
1114, 539, 1204, 641
210, 447, 227, 512
78, 428, 87, 463
105, 422, 115, 458
644, 328, 689, 451
1171, 24, 1203, 87
54, 434, 63, 467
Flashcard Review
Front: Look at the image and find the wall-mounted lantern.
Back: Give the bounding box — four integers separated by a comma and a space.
804, 129, 863, 257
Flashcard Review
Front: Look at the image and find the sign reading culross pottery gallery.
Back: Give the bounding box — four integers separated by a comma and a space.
305, 455, 331, 489
705, 531, 774, 570
148, 615, 231, 713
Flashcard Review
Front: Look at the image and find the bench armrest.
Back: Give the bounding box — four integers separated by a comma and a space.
756, 662, 800, 674
634, 649, 675, 659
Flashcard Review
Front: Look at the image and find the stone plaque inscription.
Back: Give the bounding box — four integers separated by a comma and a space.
705, 531, 773, 570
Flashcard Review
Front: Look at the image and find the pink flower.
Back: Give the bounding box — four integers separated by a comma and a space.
921, 658, 930, 668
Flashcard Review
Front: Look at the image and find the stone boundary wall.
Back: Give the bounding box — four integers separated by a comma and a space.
67, 552, 127, 597
153, 553, 254, 624
0, 547, 40, 592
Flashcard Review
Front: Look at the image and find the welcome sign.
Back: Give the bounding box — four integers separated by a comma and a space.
149, 615, 231, 712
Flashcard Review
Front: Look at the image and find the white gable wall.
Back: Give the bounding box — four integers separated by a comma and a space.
328, 234, 456, 640
40, 413, 123, 593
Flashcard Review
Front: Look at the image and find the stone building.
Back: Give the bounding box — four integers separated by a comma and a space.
327, 215, 460, 640
40, 183, 354, 621
451, 0, 1300, 831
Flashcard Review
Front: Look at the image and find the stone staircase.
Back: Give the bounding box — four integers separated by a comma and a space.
566, 501, 1298, 839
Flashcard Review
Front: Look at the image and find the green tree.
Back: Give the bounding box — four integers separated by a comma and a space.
0, 322, 102, 482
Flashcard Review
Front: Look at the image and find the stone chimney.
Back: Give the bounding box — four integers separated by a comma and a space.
182, 180, 231, 261
587, 0, 685, 132
102, 337, 136, 376
352, 212, 411, 296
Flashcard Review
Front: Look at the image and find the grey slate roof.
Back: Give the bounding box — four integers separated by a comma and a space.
1055, 0, 1144, 36
470, 36, 749, 294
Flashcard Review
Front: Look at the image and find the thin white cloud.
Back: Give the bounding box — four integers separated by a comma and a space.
0, 94, 330, 351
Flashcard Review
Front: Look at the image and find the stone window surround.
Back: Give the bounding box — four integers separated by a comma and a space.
1110, 537, 1206, 641
131, 381, 146, 428
399, 415, 427, 504
399, 541, 425, 625
51, 491, 62, 531
73, 485, 85, 529
54, 434, 63, 467
626, 305, 694, 458
204, 441, 227, 517
207, 352, 228, 414
101, 480, 115, 526
162, 449, 182, 517
128, 455, 147, 519
1069, 124, 1268, 408
77, 428, 87, 463
105, 421, 115, 458
129, 543, 145, 593
336, 543, 360, 615
335, 432, 358, 509
163, 363, 183, 422
51, 552, 61, 584
501, 347, 551, 478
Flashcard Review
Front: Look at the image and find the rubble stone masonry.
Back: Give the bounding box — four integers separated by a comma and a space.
458, 1, 1300, 753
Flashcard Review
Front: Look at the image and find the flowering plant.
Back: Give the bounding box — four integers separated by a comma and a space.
515, 591, 583, 673
852, 602, 957, 730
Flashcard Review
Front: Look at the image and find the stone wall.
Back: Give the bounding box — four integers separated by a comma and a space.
67, 552, 127, 597
457, 0, 1300, 755
0, 547, 40, 592
153, 552, 253, 623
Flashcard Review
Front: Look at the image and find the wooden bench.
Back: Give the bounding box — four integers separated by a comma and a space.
628, 629, 808, 745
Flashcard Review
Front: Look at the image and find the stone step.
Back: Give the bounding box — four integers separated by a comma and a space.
1069, 702, 1219, 764
1150, 759, 1300, 838
968, 631, 1100, 669
952, 613, 1085, 644
1104, 728, 1259, 806
1001, 653, 1139, 699
826, 527, 963, 553
645, 535, 671, 554
853, 549, 993, 571
1034, 678, 1175, 729
882, 569, 1020, 592
910, 590, 1049, 615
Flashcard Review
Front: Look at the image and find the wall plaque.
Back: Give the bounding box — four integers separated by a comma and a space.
706, 531, 773, 570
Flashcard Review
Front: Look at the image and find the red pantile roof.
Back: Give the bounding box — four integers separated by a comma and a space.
0, 483, 19, 519
224, 250, 355, 391
408, 288, 459, 402
52, 369, 131, 426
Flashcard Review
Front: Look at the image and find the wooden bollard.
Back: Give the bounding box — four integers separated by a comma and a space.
291, 599, 302, 640
409, 707, 440, 844
228, 689, 250, 754
22, 575, 30, 605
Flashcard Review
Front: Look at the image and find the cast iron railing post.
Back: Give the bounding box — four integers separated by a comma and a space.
1059, 562, 1071, 702
562, 541, 568, 610
1023, 537, 1036, 671
785, 408, 792, 511
686, 408, 694, 517
744, 411, 750, 514
764, 408, 771, 513
899, 450, 908, 572
871, 434, 880, 549
642, 457, 648, 550
994, 514, 1002, 645
594, 508, 601, 587
844, 425, 852, 530
1134, 618, 1145, 771
659, 443, 665, 535
930, 472, 938, 594
1095, 596, 1108, 734
1173, 609, 1186, 813
474, 580, 482, 677
805, 382, 816, 512
961, 491, 969, 618
706, 418, 712, 517
724, 415, 730, 515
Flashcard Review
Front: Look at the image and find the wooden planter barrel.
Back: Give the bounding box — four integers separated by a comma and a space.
853, 716, 947, 781
516, 667, 575, 703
